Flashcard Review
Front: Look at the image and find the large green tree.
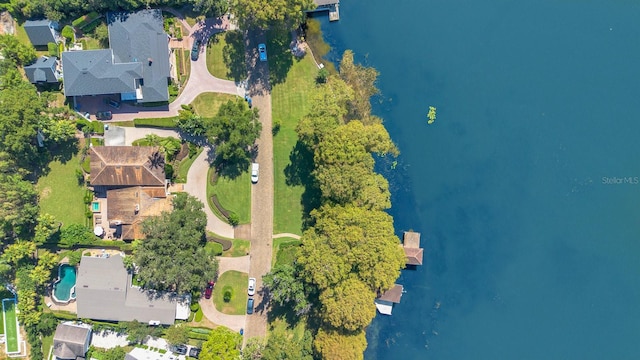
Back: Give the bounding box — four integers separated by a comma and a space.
262, 326, 313, 360
319, 278, 376, 331
298, 204, 405, 294
338, 50, 380, 123
313, 328, 367, 360
206, 99, 261, 175
164, 324, 189, 347
0, 169, 39, 242
262, 263, 310, 315
135, 193, 218, 293
200, 326, 242, 360
0, 35, 36, 66
313, 121, 397, 208
231, 0, 314, 29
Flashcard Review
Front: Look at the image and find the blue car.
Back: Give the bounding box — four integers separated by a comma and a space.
247, 297, 254, 314
258, 43, 267, 62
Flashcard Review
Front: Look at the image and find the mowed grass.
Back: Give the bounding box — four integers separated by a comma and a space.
271, 54, 318, 234
191, 92, 240, 118
272, 237, 301, 266
222, 239, 251, 257
206, 31, 246, 81
3, 299, 19, 353
175, 146, 203, 183
213, 171, 251, 224
36, 152, 88, 228
212, 270, 248, 315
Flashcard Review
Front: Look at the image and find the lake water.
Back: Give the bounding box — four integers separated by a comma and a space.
314, 0, 640, 358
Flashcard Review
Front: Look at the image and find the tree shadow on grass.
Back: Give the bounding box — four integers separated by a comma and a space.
284, 141, 321, 231
213, 153, 250, 180
221, 31, 248, 82
266, 25, 294, 86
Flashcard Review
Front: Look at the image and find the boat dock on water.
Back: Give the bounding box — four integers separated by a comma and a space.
309, 0, 340, 21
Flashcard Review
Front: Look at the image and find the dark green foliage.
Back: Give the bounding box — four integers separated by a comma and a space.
36, 312, 58, 336
227, 211, 239, 226
0, 35, 36, 66
223, 286, 232, 302
47, 42, 58, 57
176, 105, 205, 136
120, 320, 160, 344
206, 100, 261, 178
316, 68, 329, 84
61, 25, 75, 43
164, 163, 174, 180
200, 326, 241, 360
135, 193, 218, 294
164, 324, 189, 347
262, 263, 310, 315
0, 161, 39, 242
263, 327, 313, 360
59, 224, 94, 248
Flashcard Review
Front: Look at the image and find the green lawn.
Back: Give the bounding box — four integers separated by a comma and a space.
36, 151, 88, 228
80, 37, 103, 50
175, 147, 203, 183
3, 299, 19, 353
191, 92, 239, 118
271, 54, 318, 234
211, 170, 251, 224
206, 31, 246, 81
222, 239, 251, 257
212, 270, 248, 315
272, 237, 301, 266
42, 333, 54, 360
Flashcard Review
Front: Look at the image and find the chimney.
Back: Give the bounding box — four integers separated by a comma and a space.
148, 58, 153, 66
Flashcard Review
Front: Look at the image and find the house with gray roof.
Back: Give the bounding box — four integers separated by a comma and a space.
24, 56, 61, 84
62, 9, 170, 103
24, 19, 60, 47
76, 255, 189, 325
52, 323, 92, 360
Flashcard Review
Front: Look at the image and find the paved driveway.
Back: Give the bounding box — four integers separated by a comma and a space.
244, 29, 274, 340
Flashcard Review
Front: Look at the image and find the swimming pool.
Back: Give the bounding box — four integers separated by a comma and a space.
91, 201, 100, 212
52, 264, 77, 303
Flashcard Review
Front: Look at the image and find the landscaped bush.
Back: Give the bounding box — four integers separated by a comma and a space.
187, 331, 209, 341
190, 303, 200, 312
67, 250, 82, 266
228, 211, 239, 226
194, 307, 203, 322
61, 25, 75, 43
48, 42, 58, 57
133, 117, 178, 128
165, 164, 174, 180
223, 285, 233, 302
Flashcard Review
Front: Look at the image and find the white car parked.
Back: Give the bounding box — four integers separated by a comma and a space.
248, 277, 256, 296
251, 163, 259, 184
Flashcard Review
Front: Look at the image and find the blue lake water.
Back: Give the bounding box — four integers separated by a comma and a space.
314, 0, 640, 358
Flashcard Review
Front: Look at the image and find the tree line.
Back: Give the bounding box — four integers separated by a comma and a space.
257, 51, 406, 360
2, 0, 315, 30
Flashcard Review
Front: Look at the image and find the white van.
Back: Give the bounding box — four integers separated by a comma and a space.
251, 163, 259, 184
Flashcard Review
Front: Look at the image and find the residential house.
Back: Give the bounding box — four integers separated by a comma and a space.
24, 19, 60, 47
374, 284, 404, 315
76, 254, 190, 325
24, 56, 61, 84
90, 146, 169, 240
52, 323, 92, 360
61, 9, 170, 103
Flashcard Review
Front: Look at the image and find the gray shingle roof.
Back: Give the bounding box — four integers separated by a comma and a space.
24, 56, 59, 83
62, 50, 142, 97
107, 9, 170, 103
24, 20, 58, 46
76, 255, 179, 325
53, 323, 91, 359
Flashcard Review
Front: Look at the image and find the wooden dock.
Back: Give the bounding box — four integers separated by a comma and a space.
310, 0, 340, 21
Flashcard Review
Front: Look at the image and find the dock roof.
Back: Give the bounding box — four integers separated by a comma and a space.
378, 284, 404, 304
403, 231, 421, 248
404, 247, 424, 266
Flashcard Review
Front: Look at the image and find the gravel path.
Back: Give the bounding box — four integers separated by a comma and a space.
243, 29, 273, 340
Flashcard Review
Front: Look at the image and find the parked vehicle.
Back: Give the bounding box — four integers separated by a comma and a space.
191, 39, 201, 61
258, 43, 267, 62
247, 297, 254, 314
248, 277, 256, 296
204, 281, 214, 299
251, 163, 259, 184
105, 98, 121, 109
96, 111, 112, 120
189, 348, 201, 358
173, 345, 187, 355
